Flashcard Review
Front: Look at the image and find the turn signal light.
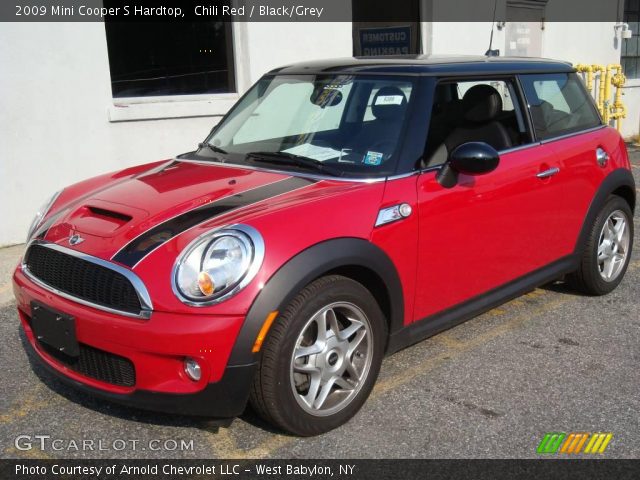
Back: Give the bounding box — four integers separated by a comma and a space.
252, 311, 279, 353
197, 271, 215, 296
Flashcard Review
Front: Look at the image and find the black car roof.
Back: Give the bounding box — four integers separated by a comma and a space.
269, 55, 574, 76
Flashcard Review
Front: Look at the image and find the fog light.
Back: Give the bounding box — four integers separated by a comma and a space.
184, 358, 202, 381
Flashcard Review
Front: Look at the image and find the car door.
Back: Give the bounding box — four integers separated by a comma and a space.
412, 76, 577, 321
518, 72, 611, 257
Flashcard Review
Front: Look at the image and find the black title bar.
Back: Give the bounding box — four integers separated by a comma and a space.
1, 0, 631, 22
3, 459, 640, 480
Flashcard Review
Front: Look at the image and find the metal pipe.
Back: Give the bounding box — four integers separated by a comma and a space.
607, 64, 627, 131
575, 63, 627, 131
591, 64, 608, 122
575, 64, 594, 91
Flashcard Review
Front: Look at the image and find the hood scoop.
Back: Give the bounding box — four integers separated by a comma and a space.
86, 206, 133, 223
64, 200, 149, 238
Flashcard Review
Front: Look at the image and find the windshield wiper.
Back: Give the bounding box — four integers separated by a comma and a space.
246, 151, 342, 177
198, 142, 228, 155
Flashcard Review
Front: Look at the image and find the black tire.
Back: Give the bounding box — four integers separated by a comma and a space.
249, 275, 386, 436
567, 195, 634, 295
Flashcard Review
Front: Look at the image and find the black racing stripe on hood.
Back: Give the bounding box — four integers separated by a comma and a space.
112, 176, 315, 268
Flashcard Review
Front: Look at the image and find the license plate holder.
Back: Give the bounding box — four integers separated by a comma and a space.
30, 301, 79, 357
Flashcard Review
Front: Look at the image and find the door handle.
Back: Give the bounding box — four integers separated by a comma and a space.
536, 167, 560, 179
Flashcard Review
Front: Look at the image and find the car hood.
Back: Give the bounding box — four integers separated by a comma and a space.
37, 160, 325, 264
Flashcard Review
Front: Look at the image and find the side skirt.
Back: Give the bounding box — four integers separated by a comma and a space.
386, 255, 578, 355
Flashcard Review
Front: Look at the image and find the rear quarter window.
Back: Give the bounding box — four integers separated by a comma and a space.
520, 73, 602, 140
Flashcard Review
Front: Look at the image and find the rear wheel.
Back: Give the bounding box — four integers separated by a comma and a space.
568, 195, 633, 295
249, 275, 386, 436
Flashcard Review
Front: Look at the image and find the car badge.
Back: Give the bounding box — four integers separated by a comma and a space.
68, 234, 85, 246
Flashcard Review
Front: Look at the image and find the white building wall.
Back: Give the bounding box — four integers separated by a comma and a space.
542, 22, 619, 66
0, 22, 352, 246
244, 23, 351, 81
542, 22, 640, 138
622, 86, 640, 138
427, 22, 504, 56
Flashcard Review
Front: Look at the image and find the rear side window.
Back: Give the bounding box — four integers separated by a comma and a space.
520, 73, 602, 140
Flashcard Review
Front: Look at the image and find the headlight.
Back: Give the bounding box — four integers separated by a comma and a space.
172, 224, 265, 306
26, 190, 62, 241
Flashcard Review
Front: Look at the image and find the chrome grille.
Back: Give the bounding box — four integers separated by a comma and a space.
24, 243, 148, 317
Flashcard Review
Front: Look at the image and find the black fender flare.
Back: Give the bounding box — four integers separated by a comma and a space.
227, 237, 404, 366
574, 168, 636, 255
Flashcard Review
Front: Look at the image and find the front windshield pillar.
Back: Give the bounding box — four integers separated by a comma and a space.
394, 76, 433, 176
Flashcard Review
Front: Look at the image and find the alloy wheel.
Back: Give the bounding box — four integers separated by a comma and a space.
289, 302, 373, 417
597, 209, 630, 282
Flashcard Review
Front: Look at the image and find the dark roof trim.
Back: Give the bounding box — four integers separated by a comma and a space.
266, 67, 576, 77
268, 56, 574, 77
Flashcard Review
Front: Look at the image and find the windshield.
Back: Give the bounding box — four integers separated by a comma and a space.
203, 74, 416, 177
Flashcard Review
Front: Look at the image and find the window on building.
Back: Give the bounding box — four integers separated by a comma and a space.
352, 0, 420, 56
622, 0, 640, 79
520, 73, 602, 140
104, 20, 235, 98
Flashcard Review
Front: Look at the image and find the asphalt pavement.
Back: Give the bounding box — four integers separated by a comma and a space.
1, 147, 639, 459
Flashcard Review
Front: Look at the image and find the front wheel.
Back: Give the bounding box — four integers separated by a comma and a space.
249, 275, 386, 436
568, 195, 634, 295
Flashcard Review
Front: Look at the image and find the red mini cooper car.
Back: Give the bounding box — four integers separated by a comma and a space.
14, 56, 635, 436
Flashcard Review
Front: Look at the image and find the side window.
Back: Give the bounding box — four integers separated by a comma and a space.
423, 78, 530, 167
457, 81, 517, 111
520, 73, 602, 140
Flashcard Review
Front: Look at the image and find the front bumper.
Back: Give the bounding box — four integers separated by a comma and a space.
24, 335, 255, 417
13, 265, 255, 418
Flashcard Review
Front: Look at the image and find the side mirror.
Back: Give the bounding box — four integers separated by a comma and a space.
436, 142, 500, 188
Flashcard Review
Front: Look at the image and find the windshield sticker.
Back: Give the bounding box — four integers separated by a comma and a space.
282, 143, 342, 161
338, 148, 355, 163
374, 95, 404, 106
363, 151, 383, 166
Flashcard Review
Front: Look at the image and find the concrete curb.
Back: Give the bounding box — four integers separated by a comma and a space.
0, 244, 23, 306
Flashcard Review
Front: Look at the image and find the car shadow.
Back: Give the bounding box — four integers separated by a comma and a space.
237, 407, 288, 435
538, 279, 585, 297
